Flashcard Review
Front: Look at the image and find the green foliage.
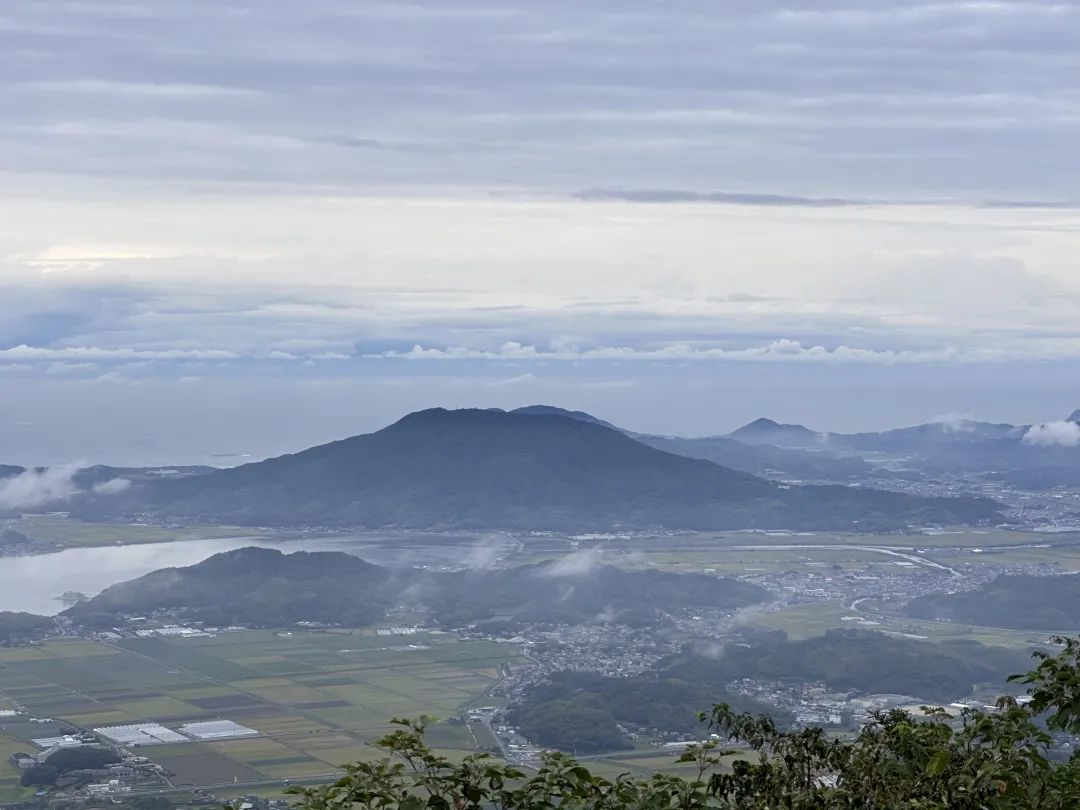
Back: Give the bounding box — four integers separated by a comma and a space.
508, 631, 1022, 753
19, 764, 58, 787
290, 639, 1080, 810
509, 671, 787, 753
507, 694, 631, 754
0, 611, 54, 645
666, 629, 1029, 702
45, 746, 121, 774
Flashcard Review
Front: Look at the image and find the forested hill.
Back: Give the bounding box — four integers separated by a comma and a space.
76, 408, 1002, 531
62, 546, 771, 630
905, 573, 1080, 630
508, 629, 1030, 753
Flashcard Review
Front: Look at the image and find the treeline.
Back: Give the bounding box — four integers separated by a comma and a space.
20, 747, 121, 787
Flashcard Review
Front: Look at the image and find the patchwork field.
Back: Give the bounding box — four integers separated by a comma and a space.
0, 631, 514, 794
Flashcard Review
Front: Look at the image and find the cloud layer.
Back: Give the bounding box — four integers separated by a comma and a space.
3, 2, 1080, 461
3, 0, 1080, 198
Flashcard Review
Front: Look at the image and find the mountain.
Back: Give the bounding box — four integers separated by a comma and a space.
905, 573, 1080, 630
512, 406, 880, 482
717, 415, 1080, 490
728, 418, 824, 448
633, 434, 877, 482
510, 405, 616, 429
65, 547, 394, 629
1069, 409, 1080, 424
836, 421, 1026, 454
63, 546, 771, 631
78, 408, 1003, 531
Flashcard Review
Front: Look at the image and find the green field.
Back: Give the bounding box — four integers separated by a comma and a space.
0, 631, 515, 793
11, 514, 271, 548
748, 600, 1053, 649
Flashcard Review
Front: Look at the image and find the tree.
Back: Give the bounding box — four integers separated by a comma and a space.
289, 639, 1080, 810
19, 764, 58, 787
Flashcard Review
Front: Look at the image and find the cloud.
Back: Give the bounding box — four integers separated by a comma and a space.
1024, 421, 1080, 447
930, 413, 976, 433
540, 548, 604, 577
483, 372, 538, 387
16, 80, 261, 99
462, 536, 505, 570
574, 188, 863, 207
377, 339, 997, 364
2, 0, 1079, 198
0, 463, 82, 510
0, 345, 238, 361
93, 478, 132, 495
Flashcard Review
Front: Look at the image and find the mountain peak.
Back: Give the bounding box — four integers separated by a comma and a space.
744, 417, 783, 429
511, 405, 616, 428
1069, 409, 1080, 424
727, 418, 825, 450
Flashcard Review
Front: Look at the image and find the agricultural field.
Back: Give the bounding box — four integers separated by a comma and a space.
0, 631, 515, 792
11, 514, 271, 548
747, 600, 1050, 649
585, 749, 751, 781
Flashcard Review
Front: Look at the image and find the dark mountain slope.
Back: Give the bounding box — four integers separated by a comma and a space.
80, 408, 1002, 531
67, 547, 391, 628
905, 573, 1080, 630
636, 434, 875, 481
512, 407, 881, 481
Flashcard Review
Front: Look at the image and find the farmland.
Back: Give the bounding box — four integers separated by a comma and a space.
9, 514, 271, 549
0, 631, 515, 800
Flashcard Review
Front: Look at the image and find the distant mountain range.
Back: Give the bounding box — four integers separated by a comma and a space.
513, 407, 877, 483
718, 411, 1080, 490
70, 407, 1001, 531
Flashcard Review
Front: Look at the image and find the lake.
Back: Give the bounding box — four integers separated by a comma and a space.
0, 531, 516, 615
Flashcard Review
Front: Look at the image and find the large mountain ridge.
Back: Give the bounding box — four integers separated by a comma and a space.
69, 407, 1002, 531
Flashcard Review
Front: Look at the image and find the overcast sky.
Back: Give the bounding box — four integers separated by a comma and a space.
2, 0, 1080, 465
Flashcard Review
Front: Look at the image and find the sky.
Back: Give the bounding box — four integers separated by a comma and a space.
2, 0, 1080, 465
